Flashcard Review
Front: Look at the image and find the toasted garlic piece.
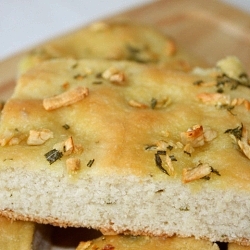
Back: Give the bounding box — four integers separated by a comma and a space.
76, 241, 92, 250
197, 92, 230, 106
128, 100, 148, 108
237, 126, 250, 160
53, 136, 83, 156
203, 127, 217, 142
165, 154, 175, 176
27, 129, 53, 145
182, 163, 212, 183
9, 134, 26, 146
0, 130, 16, 146
63, 136, 74, 155
183, 143, 195, 155
66, 158, 81, 173
181, 125, 204, 148
43, 86, 89, 111
102, 67, 125, 84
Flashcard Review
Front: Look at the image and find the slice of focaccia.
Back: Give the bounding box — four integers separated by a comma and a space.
76, 235, 219, 250
18, 21, 192, 74
0, 216, 51, 250
0, 57, 250, 245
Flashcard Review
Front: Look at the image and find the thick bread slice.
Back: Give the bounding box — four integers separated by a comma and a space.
18, 21, 192, 74
76, 235, 219, 250
0, 58, 250, 245
0, 216, 51, 250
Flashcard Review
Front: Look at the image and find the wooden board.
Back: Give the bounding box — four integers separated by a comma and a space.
0, 0, 250, 249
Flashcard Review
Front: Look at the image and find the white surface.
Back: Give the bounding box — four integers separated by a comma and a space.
0, 0, 249, 61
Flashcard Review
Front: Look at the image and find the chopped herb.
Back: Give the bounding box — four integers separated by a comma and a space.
87, 159, 95, 167
211, 167, 221, 176
71, 63, 78, 69
179, 206, 189, 211
167, 145, 173, 151
126, 44, 148, 63
219, 104, 236, 115
155, 189, 164, 193
95, 72, 102, 78
169, 155, 177, 161
3, 158, 13, 161
156, 150, 166, 155
201, 176, 210, 180
92, 80, 103, 84
151, 98, 158, 109
0, 101, 5, 111
145, 144, 157, 151
44, 149, 63, 165
216, 73, 250, 91
73, 74, 85, 80
62, 124, 70, 130
224, 124, 243, 140
154, 153, 169, 175
216, 88, 224, 93
184, 151, 191, 157
193, 80, 204, 86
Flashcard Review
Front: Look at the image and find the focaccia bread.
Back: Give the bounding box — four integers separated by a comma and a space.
76, 235, 219, 250
0, 57, 250, 245
0, 216, 51, 250
18, 21, 192, 74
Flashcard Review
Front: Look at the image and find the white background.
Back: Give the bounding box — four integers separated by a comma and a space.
0, 0, 250, 61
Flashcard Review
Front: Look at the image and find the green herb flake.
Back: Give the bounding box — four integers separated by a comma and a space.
44, 149, 63, 165
73, 74, 85, 80
87, 159, 95, 167
154, 153, 169, 175
193, 80, 204, 86
184, 151, 192, 157
151, 98, 158, 109
169, 155, 177, 161
62, 124, 70, 130
92, 80, 103, 85
71, 63, 78, 69
224, 124, 243, 140
211, 167, 221, 176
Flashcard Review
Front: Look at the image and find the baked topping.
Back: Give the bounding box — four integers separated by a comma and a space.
102, 67, 126, 84
76, 241, 92, 250
43, 86, 89, 111
128, 100, 148, 108
27, 129, 53, 145
44, 149, 63, 165
197, 93, 230, 106
66, 157, 81, 173
0, 130, 26, 146
53, 136, 84, 156
182, 162, 220, 183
